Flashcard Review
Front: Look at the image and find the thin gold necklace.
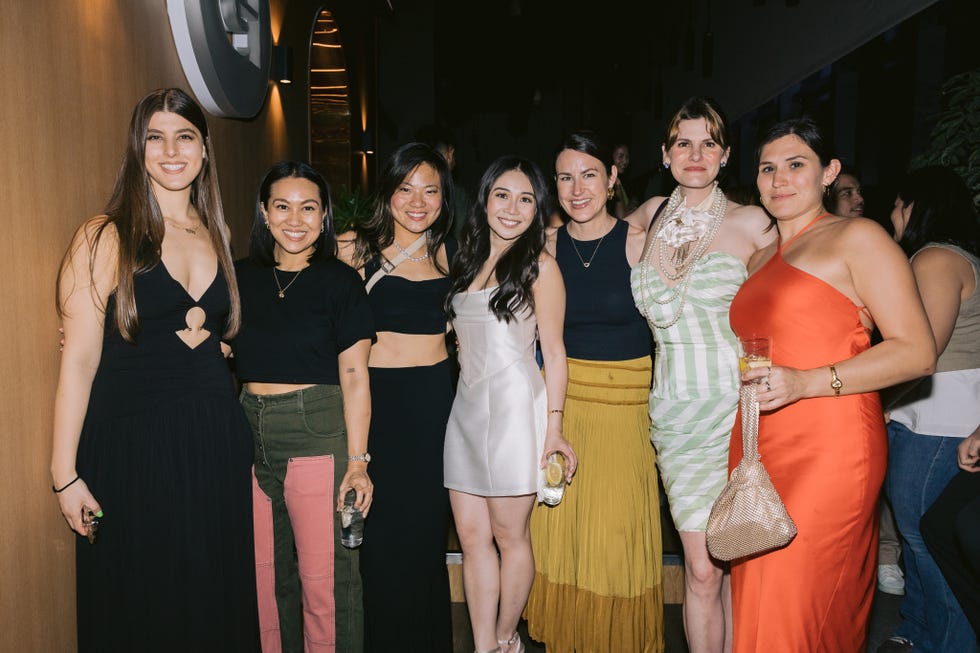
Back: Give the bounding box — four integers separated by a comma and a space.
273, 266, 305, 299
567, 222, 613, 269
165, 218, 201, 235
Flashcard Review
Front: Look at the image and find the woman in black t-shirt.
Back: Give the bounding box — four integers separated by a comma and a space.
233, 161, 376, 653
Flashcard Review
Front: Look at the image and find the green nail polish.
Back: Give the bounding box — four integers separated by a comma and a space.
95, 510, 104, 518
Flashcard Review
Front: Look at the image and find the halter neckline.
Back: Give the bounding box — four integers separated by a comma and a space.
778, 212, 831, 252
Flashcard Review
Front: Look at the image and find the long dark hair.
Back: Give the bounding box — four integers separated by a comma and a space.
446, 156, 551, 323
57, 87, 240, 342
349, 142, 453, 273
895, 165, 979, 257
249, 161, 336, 266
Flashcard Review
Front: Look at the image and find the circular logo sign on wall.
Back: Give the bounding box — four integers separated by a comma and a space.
167, 0, 272, 118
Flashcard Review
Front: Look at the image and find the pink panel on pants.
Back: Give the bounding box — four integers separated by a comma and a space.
252, 468, 282, 653
285, 455, 337, 653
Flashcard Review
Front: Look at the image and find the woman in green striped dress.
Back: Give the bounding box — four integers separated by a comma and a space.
629, 97, 774, 653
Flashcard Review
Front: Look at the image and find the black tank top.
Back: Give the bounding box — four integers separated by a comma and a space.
556, 219, 651, 361
363, 239, 457, 335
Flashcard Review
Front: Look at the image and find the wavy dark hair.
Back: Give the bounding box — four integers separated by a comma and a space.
56, 87, 240, 342
895, 165, 979, 257
249, 161, 336, 266
445, 156, 552, 323
349, 142, 453, 273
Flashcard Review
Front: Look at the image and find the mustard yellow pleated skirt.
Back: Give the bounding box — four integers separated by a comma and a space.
526, 357, 664, 653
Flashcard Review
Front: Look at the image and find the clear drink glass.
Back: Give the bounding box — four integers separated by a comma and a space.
340, 488, 364, 548
738, 336, 772, 384
539, 452, 566, 506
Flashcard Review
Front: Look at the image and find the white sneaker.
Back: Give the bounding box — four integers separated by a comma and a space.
878, 563, 905, 595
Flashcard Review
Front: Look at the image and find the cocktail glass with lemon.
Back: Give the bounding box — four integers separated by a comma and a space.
738, 336, 772, 384
540, 452, 567, 506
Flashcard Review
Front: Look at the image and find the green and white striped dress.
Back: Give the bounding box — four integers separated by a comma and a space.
631, 251, 745, 531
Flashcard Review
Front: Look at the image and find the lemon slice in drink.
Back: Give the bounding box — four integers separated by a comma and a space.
545, 458, 564, 486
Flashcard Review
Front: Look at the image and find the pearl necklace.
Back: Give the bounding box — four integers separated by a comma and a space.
637, 184, 726, 329
393, 231, 431, 262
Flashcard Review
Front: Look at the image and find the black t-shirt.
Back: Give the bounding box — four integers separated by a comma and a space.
233, 257, 376, 384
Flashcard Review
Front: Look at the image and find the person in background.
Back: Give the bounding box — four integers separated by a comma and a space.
444, 155, 577, 653
233, 161, 375, 653
921, 425, 980, 642
729, 117, 935, 652
416, 123, 474, 241
629, 96, 775, 653
610, 142, 636, 218
826, 165, 866, 218
52, 87, 258, 652
878, 165, 980, 653
337, 142, 456, 653
526, 129, 664, 653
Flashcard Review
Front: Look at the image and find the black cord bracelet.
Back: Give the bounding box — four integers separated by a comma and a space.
52, 475, 80, 494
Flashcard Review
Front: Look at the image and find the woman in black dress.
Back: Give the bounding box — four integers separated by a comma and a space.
51, 88, 258, 652
337, 143, 455, 652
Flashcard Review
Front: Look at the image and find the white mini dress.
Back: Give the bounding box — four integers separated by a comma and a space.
444, 288, 545, 496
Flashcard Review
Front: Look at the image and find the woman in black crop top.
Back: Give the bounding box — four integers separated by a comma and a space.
337, 143, 455, 653
234, 162, 375, 653
525, 130, 666, 653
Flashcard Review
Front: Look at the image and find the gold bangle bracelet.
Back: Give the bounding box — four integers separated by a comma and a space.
548, 409, 564, 415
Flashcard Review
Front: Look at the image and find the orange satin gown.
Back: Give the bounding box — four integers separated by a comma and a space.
728, 225, 886, 652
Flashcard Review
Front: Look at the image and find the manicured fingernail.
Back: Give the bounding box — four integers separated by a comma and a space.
95, 510, 104, 518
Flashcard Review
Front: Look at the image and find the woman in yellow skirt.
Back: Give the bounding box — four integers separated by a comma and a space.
526, 130, 663, 653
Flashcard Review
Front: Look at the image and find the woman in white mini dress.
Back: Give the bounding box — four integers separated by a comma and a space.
444, 155, 577, 653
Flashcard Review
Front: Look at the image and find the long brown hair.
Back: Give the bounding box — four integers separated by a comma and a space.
57, 88, 241, 342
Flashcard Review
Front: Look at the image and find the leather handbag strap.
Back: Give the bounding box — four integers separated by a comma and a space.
364, 233, 428, 294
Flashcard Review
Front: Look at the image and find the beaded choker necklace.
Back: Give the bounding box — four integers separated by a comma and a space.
637, 183, 727, 329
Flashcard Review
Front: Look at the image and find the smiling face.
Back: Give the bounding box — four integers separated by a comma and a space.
662, 117, 729, 190
832, 173, 865, 217
144, 111, 205, 196
612, 145, 630, 175
554, 149, 616, 224
261, 176, 327, 265
757, 134, 840, 221
486, 169, 537, 245
389, 163, 443, 239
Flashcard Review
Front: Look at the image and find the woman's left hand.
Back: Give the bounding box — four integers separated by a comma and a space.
541, 430, 578, 483
338, 465, 373, 517
742, 364, 808, 411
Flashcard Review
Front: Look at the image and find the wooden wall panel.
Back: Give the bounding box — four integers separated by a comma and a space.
0, 2, 314, 649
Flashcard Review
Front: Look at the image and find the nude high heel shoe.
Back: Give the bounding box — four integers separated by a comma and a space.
498, 632, 524, 653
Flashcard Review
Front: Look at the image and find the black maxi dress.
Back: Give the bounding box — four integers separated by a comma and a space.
74, 263, 259, 652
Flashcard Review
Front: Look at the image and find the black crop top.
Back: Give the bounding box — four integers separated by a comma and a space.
363, 239, 457, 335
556, 220, 652, 361
232, 257, 376, 384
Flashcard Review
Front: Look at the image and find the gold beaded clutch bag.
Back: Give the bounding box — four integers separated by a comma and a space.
706, 384, 797, 561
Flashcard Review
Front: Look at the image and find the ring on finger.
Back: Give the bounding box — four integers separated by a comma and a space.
765, 380, 772, 391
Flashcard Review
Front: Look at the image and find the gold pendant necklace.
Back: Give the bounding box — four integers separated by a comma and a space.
273, 266, 305, 299
568, 223, 612, 269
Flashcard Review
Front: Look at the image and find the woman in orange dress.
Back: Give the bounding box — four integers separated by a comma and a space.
726, 117, 936, 652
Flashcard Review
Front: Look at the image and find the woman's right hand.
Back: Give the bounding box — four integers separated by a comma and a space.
958, 428, 980, 472
56, 477, 102, 536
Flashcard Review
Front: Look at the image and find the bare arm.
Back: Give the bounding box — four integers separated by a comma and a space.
624, 195, 666, 231
881, 246, 967, 409
748, 221, 936, 410
533, 254, 576, 479
52, 218, 117, 534
337, 339, 373, 515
